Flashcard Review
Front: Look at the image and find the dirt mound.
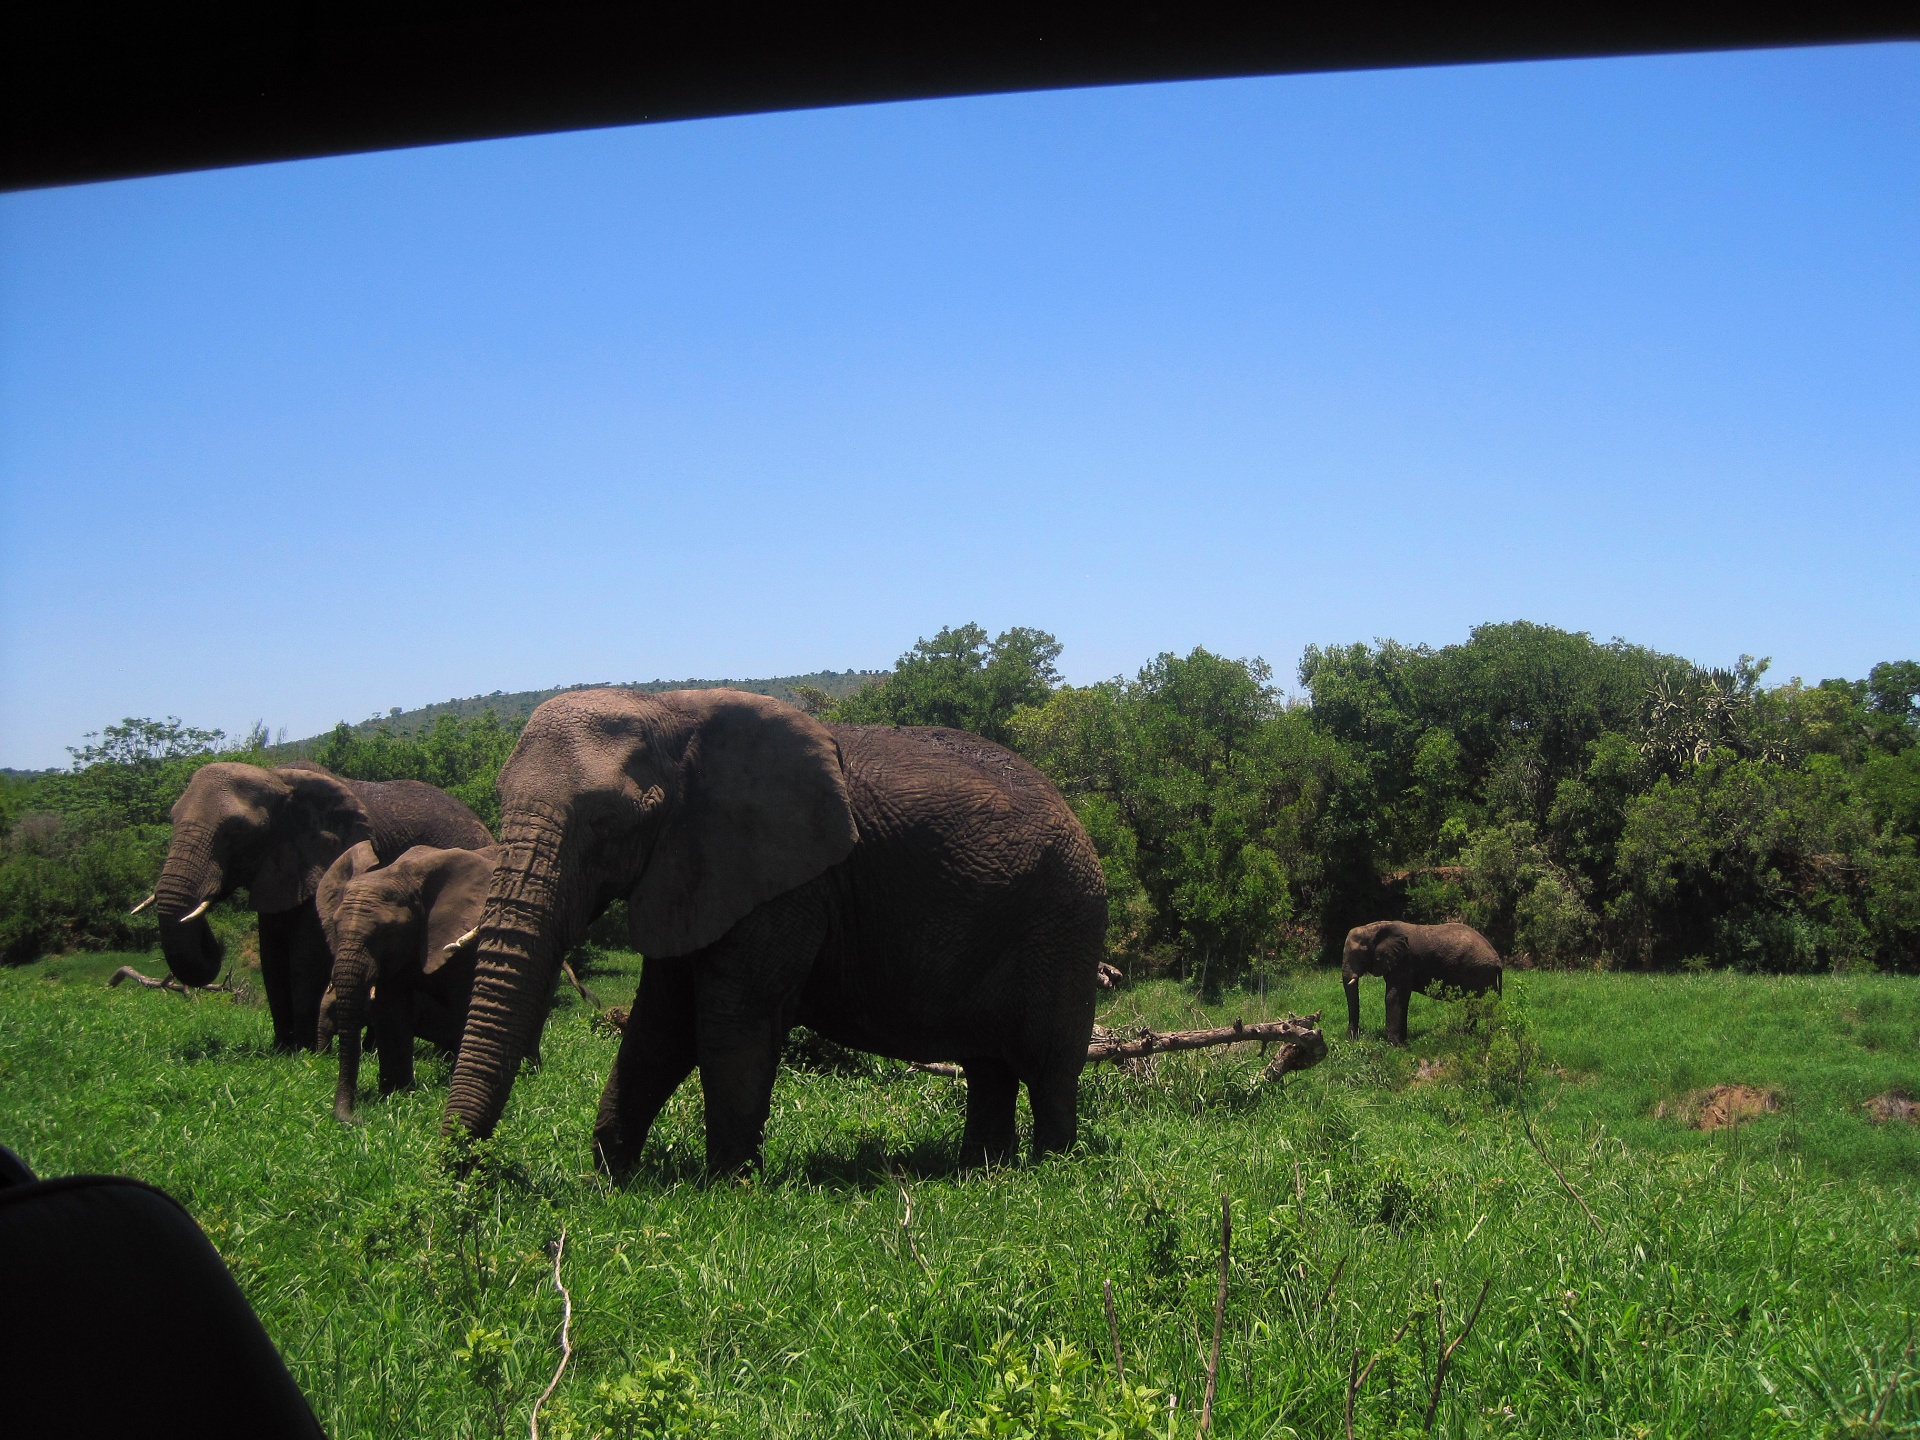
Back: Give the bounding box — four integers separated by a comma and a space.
1656, 1084, 1781, 1131
1412, 1057, 1449, 1085
1865, 1092, 1920, 1125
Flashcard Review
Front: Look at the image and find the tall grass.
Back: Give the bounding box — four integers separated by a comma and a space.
3, 956, 1917, 1437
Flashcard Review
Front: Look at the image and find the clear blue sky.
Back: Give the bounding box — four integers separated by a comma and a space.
2, 44, 1916, 769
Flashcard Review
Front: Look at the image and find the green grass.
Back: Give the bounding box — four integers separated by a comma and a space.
4, 954, 1920, 1437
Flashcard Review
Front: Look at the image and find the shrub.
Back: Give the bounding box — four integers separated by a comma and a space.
924, 1338, 1172, 1440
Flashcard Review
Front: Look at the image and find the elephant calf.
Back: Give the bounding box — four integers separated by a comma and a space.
316, 842, 499, 1120
1343, 920, 1502, 1045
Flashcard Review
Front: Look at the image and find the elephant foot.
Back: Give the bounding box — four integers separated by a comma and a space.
701, 1147, 763, 1183
957, 1138, 1017, 1170
591, 1128, 642, 1178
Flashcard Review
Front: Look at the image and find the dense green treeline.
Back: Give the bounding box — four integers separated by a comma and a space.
5, 622, 1917, 977
0, 713, 523, 963
831, 622, 1920, 985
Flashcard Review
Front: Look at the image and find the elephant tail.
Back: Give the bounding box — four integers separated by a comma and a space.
1497, 968, 1504, 995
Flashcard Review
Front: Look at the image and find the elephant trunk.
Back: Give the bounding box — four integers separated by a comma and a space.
1343, 970, 1361, 1040
321, 935, 378, 1122
155, 821, 227, 986
444, 803, 579, 1141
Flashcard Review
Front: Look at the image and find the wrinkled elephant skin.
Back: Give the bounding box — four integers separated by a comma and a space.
442, 688, 1108, 1177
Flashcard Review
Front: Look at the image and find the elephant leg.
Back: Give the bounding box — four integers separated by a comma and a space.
255, 910, 298, 1052
593, 957, 699, 1175
1025, 1062, 1081, 1160
1384, 983, 1410, 1045
959, 1059, 1020, 1167
373, 996, 416, 1096
1344, 975, 1362, 1040
691, 891, 829, 1178
286, 901, 332, 1051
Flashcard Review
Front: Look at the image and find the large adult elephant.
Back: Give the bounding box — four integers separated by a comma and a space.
145, 761, 492, 1050
316, 841, 499, 1121
442, 688, 1107, 1177
1342, 920, 1503, 1045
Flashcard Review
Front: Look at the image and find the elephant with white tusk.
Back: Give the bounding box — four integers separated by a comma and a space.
1342, 920, 1503, 1045
146, 761, 492, 1051
316, 842, 499, 1121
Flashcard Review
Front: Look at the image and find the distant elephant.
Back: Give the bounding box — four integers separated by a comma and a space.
144, 761, 493, 1051
316, 842, 499, 1121
1343, 920, 1503, 1045
441, 688, 1107, 1177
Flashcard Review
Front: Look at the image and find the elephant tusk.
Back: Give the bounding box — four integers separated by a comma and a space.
444, 926, 480, 953
129, 892, 156, 915
178, 899, 212, 923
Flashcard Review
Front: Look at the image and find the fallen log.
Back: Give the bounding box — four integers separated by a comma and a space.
107, 966, 234, 995
1087, 1013, 1322, 1066
909, 1013, 1327, 1082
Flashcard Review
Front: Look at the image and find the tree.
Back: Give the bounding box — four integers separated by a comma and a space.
1015, 648, 1351, 988
830, 623, 1062, 745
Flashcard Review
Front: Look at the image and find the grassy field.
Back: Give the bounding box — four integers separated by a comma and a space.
4, 953, 1920, 1438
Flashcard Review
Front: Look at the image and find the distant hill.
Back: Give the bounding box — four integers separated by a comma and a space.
280, 670, 885, 752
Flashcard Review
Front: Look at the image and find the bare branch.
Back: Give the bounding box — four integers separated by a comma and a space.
1423, 1279, 1492, 1431
1200, 1194, 1231, 1433
1104, 1278, 1126, 1388
898, 1184, 932, 1278
559, 960, 601, 1010
1317, 1255, 1347, 1312
107, 966, 232, 995
529, 1228, 572, 1440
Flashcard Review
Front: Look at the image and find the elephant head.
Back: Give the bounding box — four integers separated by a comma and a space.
443, 688, 858, 1141
153, 761, 372, 986
318, 842, 497, 1121
1342, 920, 1408, 1038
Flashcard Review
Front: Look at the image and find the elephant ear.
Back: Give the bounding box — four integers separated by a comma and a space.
315, 841, 382, 953
1375, 927, 1411, 967
250, 765, 374, 914
420, 846, 499, 975
628, 693, 858, 958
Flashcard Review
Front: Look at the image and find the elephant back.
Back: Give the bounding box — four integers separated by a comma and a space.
1419, 922, 1503, 981
828, 724, 1105, 900
345, 778, 494, 860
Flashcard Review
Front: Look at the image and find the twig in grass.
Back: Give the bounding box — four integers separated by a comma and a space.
1422, 1279, 1491, 1432
898, 1185, 932, 1278
1516, 1050, 1602, 1234
1348, 1313, 1421, 1439
1868, 1326, 1917, 1430
1200, 1194, 1231, 1434
1294, 1159, 1305, 1202
558, 961, 601, 1010
1103, 1279, 1127, 1387
1520, 1110, 1602, 1234
529, 1228, 572, 1440
1316, 1255, 1347, 1312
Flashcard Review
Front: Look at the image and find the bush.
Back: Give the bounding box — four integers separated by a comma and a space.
925, 1338, 1171, 1440
543, 1354, 718, 1440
